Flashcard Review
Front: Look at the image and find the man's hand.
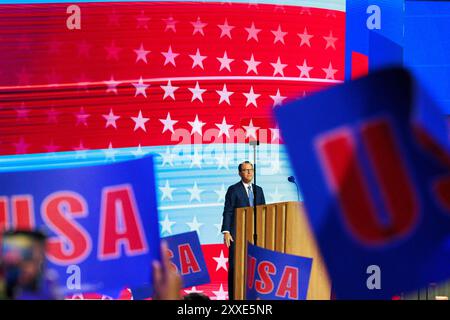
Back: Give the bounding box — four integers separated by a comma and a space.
152, 241, 182, 300
223, 232, 234, 248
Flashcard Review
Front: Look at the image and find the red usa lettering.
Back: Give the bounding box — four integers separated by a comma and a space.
0, 184, 148, 265
315, 118, 450, 246
248, 257, 299, 299
178, 243, 201, 275
167, 244, 201, 275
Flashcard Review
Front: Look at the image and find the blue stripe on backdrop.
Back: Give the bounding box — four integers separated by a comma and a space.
0, 143, 300, 244
345, 0, 404, 80
405, 0, 450, 115
0, 0, 346, 11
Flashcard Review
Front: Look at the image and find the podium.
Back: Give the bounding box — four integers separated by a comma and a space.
233, 201, 331, 300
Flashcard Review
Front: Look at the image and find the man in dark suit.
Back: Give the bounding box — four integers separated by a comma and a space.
221, 161, 265, 300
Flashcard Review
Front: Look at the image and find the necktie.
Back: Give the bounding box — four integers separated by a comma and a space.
248, 185, 254, 206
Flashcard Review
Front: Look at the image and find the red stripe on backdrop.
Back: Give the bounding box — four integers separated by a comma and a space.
0, 2, 345, 156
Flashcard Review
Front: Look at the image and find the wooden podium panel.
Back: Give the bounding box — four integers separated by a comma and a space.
234, 201, 331, 300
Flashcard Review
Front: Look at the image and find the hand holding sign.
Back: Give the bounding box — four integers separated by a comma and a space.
152, 241, 183, 300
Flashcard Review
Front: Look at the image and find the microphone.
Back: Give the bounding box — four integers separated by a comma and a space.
287, 176, 301, 202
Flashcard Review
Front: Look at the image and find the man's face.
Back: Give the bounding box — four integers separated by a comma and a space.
239, 163, 254, 184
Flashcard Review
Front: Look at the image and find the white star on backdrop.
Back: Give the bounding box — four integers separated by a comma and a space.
213, 250, 229, 271
103, 142, 117, 161
184, 286, 203, 295
212, 284, 228, 300
186, 215, 204, 233
162, 16, 178, 32
297, 59, 313, 78
217, 19, 234, 39
216, 84, 234, 105
159, 180, 176, 201
103, 109, 120, 129
215, 152, 232, 170
159, 147, 175, 167
160, 80, 179, 100
245, 22, 261, 42
188, 82, 207, 102
131, 110, 149, 132
75, 107, 90, 127
161, 45, 179, 66
189, 149, 203, 168
215, 117, 233, 138
217, 51, 234, 72
323, 31, 338, 50
271, 57, 287, 77
214, 184, 227, 203
189, 48, 207, 70
131, 144, 146, 158
134, 43, 150, 64
132, 77, 149, 97
322, 62, 338, 80
191, 17, 207, 36
269, 89, 287, 107
243, 54, 261, 74
159, 214, 176, 235
243, 86, 260, 107
298, 27, 313, 47
188, 115, 206, 136
243, 119, 260, 139
187, 183, 204, 203
159, 112, 178, 134
104, 76, 120, 94
271, 25, 287, 44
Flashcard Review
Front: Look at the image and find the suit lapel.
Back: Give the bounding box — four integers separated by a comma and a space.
251, 184, 258, 204
238, 181, 250, 207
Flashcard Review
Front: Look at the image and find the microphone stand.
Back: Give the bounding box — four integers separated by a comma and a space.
288, 176, 301, 202
249, 140, 259, 246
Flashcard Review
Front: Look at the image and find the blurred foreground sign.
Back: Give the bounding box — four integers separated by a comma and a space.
0, 156, 160, 297
275, 68, 450, 299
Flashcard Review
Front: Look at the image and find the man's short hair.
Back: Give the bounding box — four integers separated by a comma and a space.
238, 161, 253, 172
183, 292, 210, 300
2, 229, 47, 244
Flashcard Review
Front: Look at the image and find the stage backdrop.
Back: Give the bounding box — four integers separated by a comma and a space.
0, 0, 345, 299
